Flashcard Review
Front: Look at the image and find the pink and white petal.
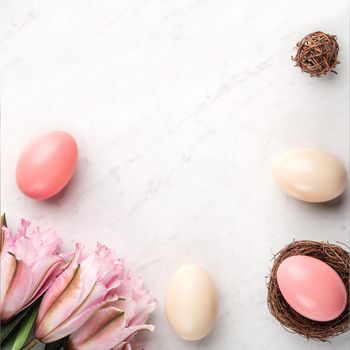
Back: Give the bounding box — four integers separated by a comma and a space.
116, 324, 155, 344
24, 259, 64, 309
0, 253, 17, 319
69, 306, 124, 346
72, 281, 107, 316
36, 244, 83, 326
36, 229, 61, 256
71, 312, 126, 350
65, 243, 84, 270
12, 236, 38, 265
2, 260, 33, 320
40, 304, 100, 343
78, 313, 154, 350
113, 342, 131, 350
93, 243, 124, 286
35, 266, 84, 339
29, 256, 64, 295
111, 300, 128, 311
36, 269, 73, 327
74, 255, 100, 304
105, 274, 124, 290
83, 324, 154, 350
1, 227, 13, 255
104, 287, 123, 303
16, 219, 31, 237
128, 302, 157, 326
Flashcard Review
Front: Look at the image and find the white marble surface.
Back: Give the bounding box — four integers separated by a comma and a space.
1, 0, 349, 349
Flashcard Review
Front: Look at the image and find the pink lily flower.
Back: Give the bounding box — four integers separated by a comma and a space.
66, 273, 157, 350
0, 219, 64, 322
35, 243, 156, 346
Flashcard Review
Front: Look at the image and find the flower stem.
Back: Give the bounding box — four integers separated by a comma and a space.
22, 338, 39, 350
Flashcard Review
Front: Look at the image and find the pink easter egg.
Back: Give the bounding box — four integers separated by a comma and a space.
277, 255, 347, 322
16, 131, 78, 200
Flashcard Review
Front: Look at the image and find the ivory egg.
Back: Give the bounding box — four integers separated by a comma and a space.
273, 148, 347, 203
165, 264, 218, 341
277, 255, 347, 321
16, 131, 78, 200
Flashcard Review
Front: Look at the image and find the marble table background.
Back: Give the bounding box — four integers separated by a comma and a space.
1, 0, 349, 349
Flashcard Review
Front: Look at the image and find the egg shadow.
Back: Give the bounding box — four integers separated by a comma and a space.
292, 191, 348, 213
319, 191, 347, 207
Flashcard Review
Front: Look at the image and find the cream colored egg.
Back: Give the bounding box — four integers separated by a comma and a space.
165, 264, 218, 341
273, 148, 347, 203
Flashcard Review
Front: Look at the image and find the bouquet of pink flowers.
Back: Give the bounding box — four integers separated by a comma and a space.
0, 214, 157, 350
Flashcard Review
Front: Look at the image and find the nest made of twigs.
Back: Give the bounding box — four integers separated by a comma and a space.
267, 240, 349, 341
292, 31, 340, 77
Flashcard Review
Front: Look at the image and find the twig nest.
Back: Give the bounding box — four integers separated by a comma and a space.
293, 31, 340, 77
267, 240, 349, 341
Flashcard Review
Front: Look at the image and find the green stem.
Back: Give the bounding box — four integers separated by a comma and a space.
22, 338, 39, 350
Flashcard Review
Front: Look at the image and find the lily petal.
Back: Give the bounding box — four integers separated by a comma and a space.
68, 306, 124, 347
72, 281, 107, 317
0, 253, 17, 318
35, 266, 84, 340
36, 244, 83, 326
2, 259, 33, 320
26, 258, 64, 307
40, 304, 99, 343
113, 343, 131, 350
75, 312, 154, 350
1, 227, 12, 255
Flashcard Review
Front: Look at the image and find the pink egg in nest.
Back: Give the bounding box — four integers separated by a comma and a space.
277, 255, 347, 322
267, 240, 349, 341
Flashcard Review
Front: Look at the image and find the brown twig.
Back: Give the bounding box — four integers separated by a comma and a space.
267, 240, 349, 341
292, 32, 340, 77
